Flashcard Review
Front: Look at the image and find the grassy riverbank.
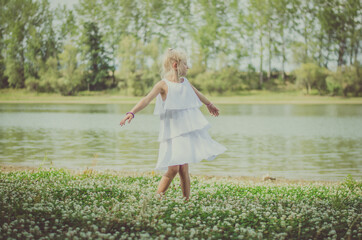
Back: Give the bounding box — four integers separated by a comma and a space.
1, 88, 362, 104
0, 167, 360, 239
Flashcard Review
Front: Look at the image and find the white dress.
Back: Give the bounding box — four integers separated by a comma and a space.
153, 77, 227, 170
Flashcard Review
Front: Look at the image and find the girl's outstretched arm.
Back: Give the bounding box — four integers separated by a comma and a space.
120, 81, 166, 126
190, 84, 220, 117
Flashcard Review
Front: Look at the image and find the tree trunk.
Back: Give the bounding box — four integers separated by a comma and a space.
304, 19, 308, 62
318, 33, 323, 67
259, 33, 264, 89
324, 36, 331, 68
267, 27, 271, 81
354, 41, 360, 82
249, 35, 254, 70
349, 23, 356, 65
306, 81, 311, 94
112, 45, 116, 87
343, 88, 347, 97
281, 28, 286, 82
20, 47, 25, 88
337, 38, 346, 66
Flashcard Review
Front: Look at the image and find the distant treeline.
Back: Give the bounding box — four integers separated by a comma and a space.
0, 0, 361, 96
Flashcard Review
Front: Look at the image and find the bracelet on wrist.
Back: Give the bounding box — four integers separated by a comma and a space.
206, 102, 212, 107
126, 112, 135, 118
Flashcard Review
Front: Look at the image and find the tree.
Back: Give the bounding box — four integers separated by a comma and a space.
81, 21, 111, 91
55, 6, 77, 47
292, 0, 317, 64
315, 0, 361, 67
189, 0, 229, 69
56, 44, 84, 95
271, 0, 297, 81
294, 62, 327, 94
25, 57, 59, 92
25, 43, 84, 95
117, 35, 143, 95
0, 0, 8, 88
346, 0, 361, 66
2, 0, 59, 88
326, 64, 361, 97
247, 0, 271, 88
226, 0, 250, 70
2, 0, 38, 88
98, 0, 134, 87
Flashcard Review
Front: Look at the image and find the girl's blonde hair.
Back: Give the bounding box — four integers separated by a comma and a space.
161, 48, 187, 79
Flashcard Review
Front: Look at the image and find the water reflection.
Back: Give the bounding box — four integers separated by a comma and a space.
0, 103, 361, 181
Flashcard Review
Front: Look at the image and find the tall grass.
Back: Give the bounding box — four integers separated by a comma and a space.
0, 168, 361, 239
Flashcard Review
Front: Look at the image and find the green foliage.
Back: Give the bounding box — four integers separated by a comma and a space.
315, 0, 361, 66
56, 7, 77, 39
243, 64, 260, 90
190, 0, 229, 68
218, 67, 246, 92
192, 67, 263, 95
116, 35, 162, 96
290, 42, 314, 65
341, 174, 361, 192
187, 49, 207, 81
4, 50, 24, 88
81, 22, 111, 91
192, 71, 214, 93
2, 0, 59, 89
55, 44, 84, 95
0, 51, 6, 87
25, 57, 59, 92
326, 65, 362, 97
116, 35, 142, 95
0, 0, 361, 97
326, 73, 343, 96
25, 45, 84, 96
130, 72, 145, 96
294, 63, 328, 95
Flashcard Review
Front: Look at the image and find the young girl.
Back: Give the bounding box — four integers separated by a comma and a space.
120, 48, 226, 201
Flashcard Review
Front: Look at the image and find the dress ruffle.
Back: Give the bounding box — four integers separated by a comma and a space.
158, 107, 210, 142
155, 126, 227, 170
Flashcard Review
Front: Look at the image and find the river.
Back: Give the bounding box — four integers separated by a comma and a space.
0, 103, 361, 181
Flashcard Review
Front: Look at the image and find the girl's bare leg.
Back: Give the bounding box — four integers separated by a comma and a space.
179, 163, 190, 201
156, 165, 179, 197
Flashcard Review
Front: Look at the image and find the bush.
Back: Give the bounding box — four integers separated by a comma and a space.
56, 44, 84, 95
294, 63, 328, 95
326, 65, 361, 97
24, 77, 40, 91
53, 75, 82, 96
218, 66, 246, 92
131, 72, 145, 96
192, 71, 215, 94
24, 45, 84, 96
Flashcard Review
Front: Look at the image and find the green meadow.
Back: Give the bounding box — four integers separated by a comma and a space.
0, 167, 361, 239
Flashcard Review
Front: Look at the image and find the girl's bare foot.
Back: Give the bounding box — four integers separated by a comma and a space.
155, 192, 166, 201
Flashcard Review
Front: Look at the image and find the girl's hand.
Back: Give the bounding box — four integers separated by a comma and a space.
206, 103, 219, 117
120, 114, 134, 126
